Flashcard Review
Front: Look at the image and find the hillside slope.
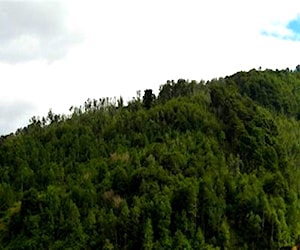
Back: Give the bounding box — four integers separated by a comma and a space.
1, 69, 300, 249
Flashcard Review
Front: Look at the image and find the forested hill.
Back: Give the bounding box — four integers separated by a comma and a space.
2, 68, 300, 249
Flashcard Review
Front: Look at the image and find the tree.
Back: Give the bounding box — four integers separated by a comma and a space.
143, 218, 154, 250
143, 89, 156, 109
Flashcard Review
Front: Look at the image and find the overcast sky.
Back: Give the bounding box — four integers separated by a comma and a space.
1, 0, 300, 135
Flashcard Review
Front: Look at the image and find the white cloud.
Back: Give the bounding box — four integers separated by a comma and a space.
1, 0, 300, 135
0, 99, 36, 135
0, 1, 83, 63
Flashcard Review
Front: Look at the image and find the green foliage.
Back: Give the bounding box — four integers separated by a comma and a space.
1, 69, 300, 249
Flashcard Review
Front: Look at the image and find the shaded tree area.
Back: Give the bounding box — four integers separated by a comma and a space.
1, 69, 300, 249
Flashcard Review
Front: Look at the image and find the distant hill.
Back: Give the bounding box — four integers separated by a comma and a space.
1, 68, 300, 249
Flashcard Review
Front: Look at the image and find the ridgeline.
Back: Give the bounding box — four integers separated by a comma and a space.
1, 68, 300, 249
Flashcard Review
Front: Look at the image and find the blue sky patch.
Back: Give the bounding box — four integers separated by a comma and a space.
287, 16, 300, 35
261, 15, 300, 41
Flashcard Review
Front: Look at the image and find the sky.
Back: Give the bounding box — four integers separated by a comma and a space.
1, 0, 300, 135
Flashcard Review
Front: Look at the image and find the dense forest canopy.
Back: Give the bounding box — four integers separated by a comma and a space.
2, 68, 300, 249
